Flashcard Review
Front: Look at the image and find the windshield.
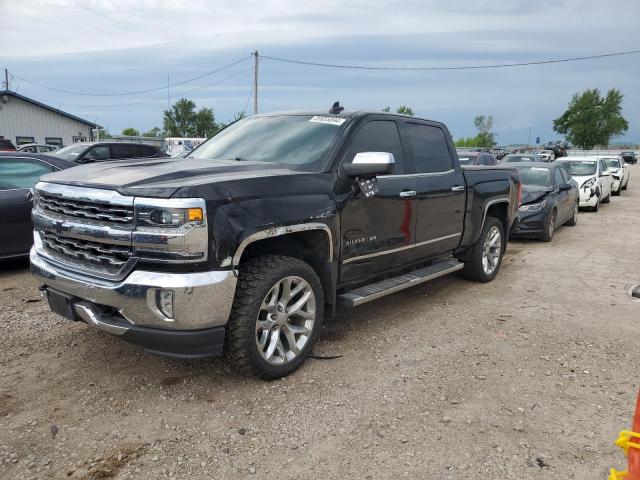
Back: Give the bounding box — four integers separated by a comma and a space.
54, 143, 89, 160
557, 160, 597, 176
457, 156, 475, 165
502, 155, 538, 163
514, 166, 551, 187
189, 115, 347, 171
603, 158, 621, 169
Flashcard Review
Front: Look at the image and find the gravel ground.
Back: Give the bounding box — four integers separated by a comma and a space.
1, 170, 639, 480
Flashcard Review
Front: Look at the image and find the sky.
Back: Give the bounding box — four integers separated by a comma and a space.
1, 0, 639, 145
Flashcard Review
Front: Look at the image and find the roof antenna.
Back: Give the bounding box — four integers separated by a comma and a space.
329, 101, 344, 114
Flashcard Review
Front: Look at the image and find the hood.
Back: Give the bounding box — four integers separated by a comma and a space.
520, 185, 552, 205
39, 157, 305, 198
570, 175, 595, 187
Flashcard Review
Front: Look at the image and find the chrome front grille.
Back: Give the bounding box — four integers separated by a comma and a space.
40, 229, 132, 273
39, 193, 134, 226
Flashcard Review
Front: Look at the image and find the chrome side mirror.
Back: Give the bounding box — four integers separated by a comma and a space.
343, 152, 395, 177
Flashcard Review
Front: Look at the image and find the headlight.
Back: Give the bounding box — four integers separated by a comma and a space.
132, 197, 208, 264
136, 206, 204, 228
519, 199, 547, 212
582, 177, 596, 189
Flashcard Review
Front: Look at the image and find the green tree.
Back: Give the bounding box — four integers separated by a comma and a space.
121, 127, 140, 136
553, 88, 628, 149
382, 106, 390, 112
163, 98, 219, 137
396, 105, 414, 116
455, 115, 497, 148
143, 126, 163, 138
95, 126, 112, 139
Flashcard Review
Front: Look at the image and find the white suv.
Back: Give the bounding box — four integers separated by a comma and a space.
598, 155, 630, 195
556, 157, 612, 211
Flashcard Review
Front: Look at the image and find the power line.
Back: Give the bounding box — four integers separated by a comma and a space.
11, 56, 251, 97
259, 50, 640, 71
242, 76, 255, 116
56, 67, 253, 109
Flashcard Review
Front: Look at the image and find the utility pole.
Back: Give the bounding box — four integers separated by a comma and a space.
167, 74, 170, 110
4, 68, 8, 91
528, 126, 532, 148
253, 50, 259, 115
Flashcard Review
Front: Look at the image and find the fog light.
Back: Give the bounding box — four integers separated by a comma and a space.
157, 289, 175, 319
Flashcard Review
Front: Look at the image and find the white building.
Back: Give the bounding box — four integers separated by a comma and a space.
0, 90, 97, 147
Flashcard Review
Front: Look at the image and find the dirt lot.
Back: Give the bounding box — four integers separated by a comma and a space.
1, 172, 639, 480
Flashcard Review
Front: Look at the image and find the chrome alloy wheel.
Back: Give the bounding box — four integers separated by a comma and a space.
256, 276, 316, 365
481, 225, 502, 275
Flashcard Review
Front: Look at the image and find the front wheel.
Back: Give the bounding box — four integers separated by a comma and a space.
461, 216, 505, 282
540, 209, 557, 242
225, 255, 324, 379
602, 191, 611, 203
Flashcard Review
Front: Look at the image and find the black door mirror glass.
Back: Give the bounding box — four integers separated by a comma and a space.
559, 183, 572, 191
343, 152, 395, 177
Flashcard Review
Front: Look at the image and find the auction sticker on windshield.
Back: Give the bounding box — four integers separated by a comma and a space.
309, 116, 347, 126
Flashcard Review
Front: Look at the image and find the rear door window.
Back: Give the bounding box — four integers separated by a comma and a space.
110, 144, 135, 159
346, 120, 405, 175
133, 144, 158, 157
404, 123, 452, 173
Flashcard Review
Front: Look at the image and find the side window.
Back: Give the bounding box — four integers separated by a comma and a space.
600, 160, 608, 173
0, 159, 54, 190
134, 144, 157, 157
559, 166, 571, 183
405, 123, 453, 173
554, 168, 564, 187
346, 120, 405, 175
111, 144, 135, 159
84, 145, 110, 161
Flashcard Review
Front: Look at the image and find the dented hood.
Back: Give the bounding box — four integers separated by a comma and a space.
520, 185, 552, 205
39, 157, 306, 198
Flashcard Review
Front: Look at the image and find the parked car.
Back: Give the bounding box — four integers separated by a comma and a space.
17, 143, 60, 153
620, 151, 637, 165
31, 108, 521, 379
510, 162, 579, 241
536, 149, 555, 162
598, 155, 630, 195
0, 139, 16, 152
456, 151, 497, 166
556, 157, 612, 211
52, 142, 166, 163
0, 153, 76, 260
500, 153, 543, 164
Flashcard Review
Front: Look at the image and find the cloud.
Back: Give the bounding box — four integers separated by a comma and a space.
1, 0, 639, 142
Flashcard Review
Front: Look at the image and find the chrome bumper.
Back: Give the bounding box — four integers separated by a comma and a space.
31, 247, 237, 331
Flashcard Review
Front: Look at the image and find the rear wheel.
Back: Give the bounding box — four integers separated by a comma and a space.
541, 209, 557, 242
225, 255, 324, 379
461, 217, 504, 282
591, 197, 599, 212
565, 202, 578, 226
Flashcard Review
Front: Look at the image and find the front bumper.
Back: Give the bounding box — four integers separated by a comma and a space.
31, 248, 237, 357
578, 188, 598, 207
510, 210, 547, 237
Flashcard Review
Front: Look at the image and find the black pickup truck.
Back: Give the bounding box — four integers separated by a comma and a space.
31, 108, 521, 378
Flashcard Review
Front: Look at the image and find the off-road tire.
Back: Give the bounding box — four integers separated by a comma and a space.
225, 255, 324, 380
460, 216, 505, 283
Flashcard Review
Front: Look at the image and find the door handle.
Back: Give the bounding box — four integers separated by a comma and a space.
399, 190, 417, 198
451, 185, 465, 192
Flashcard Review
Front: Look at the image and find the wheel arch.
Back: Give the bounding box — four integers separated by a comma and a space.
232, 224, 336, 311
